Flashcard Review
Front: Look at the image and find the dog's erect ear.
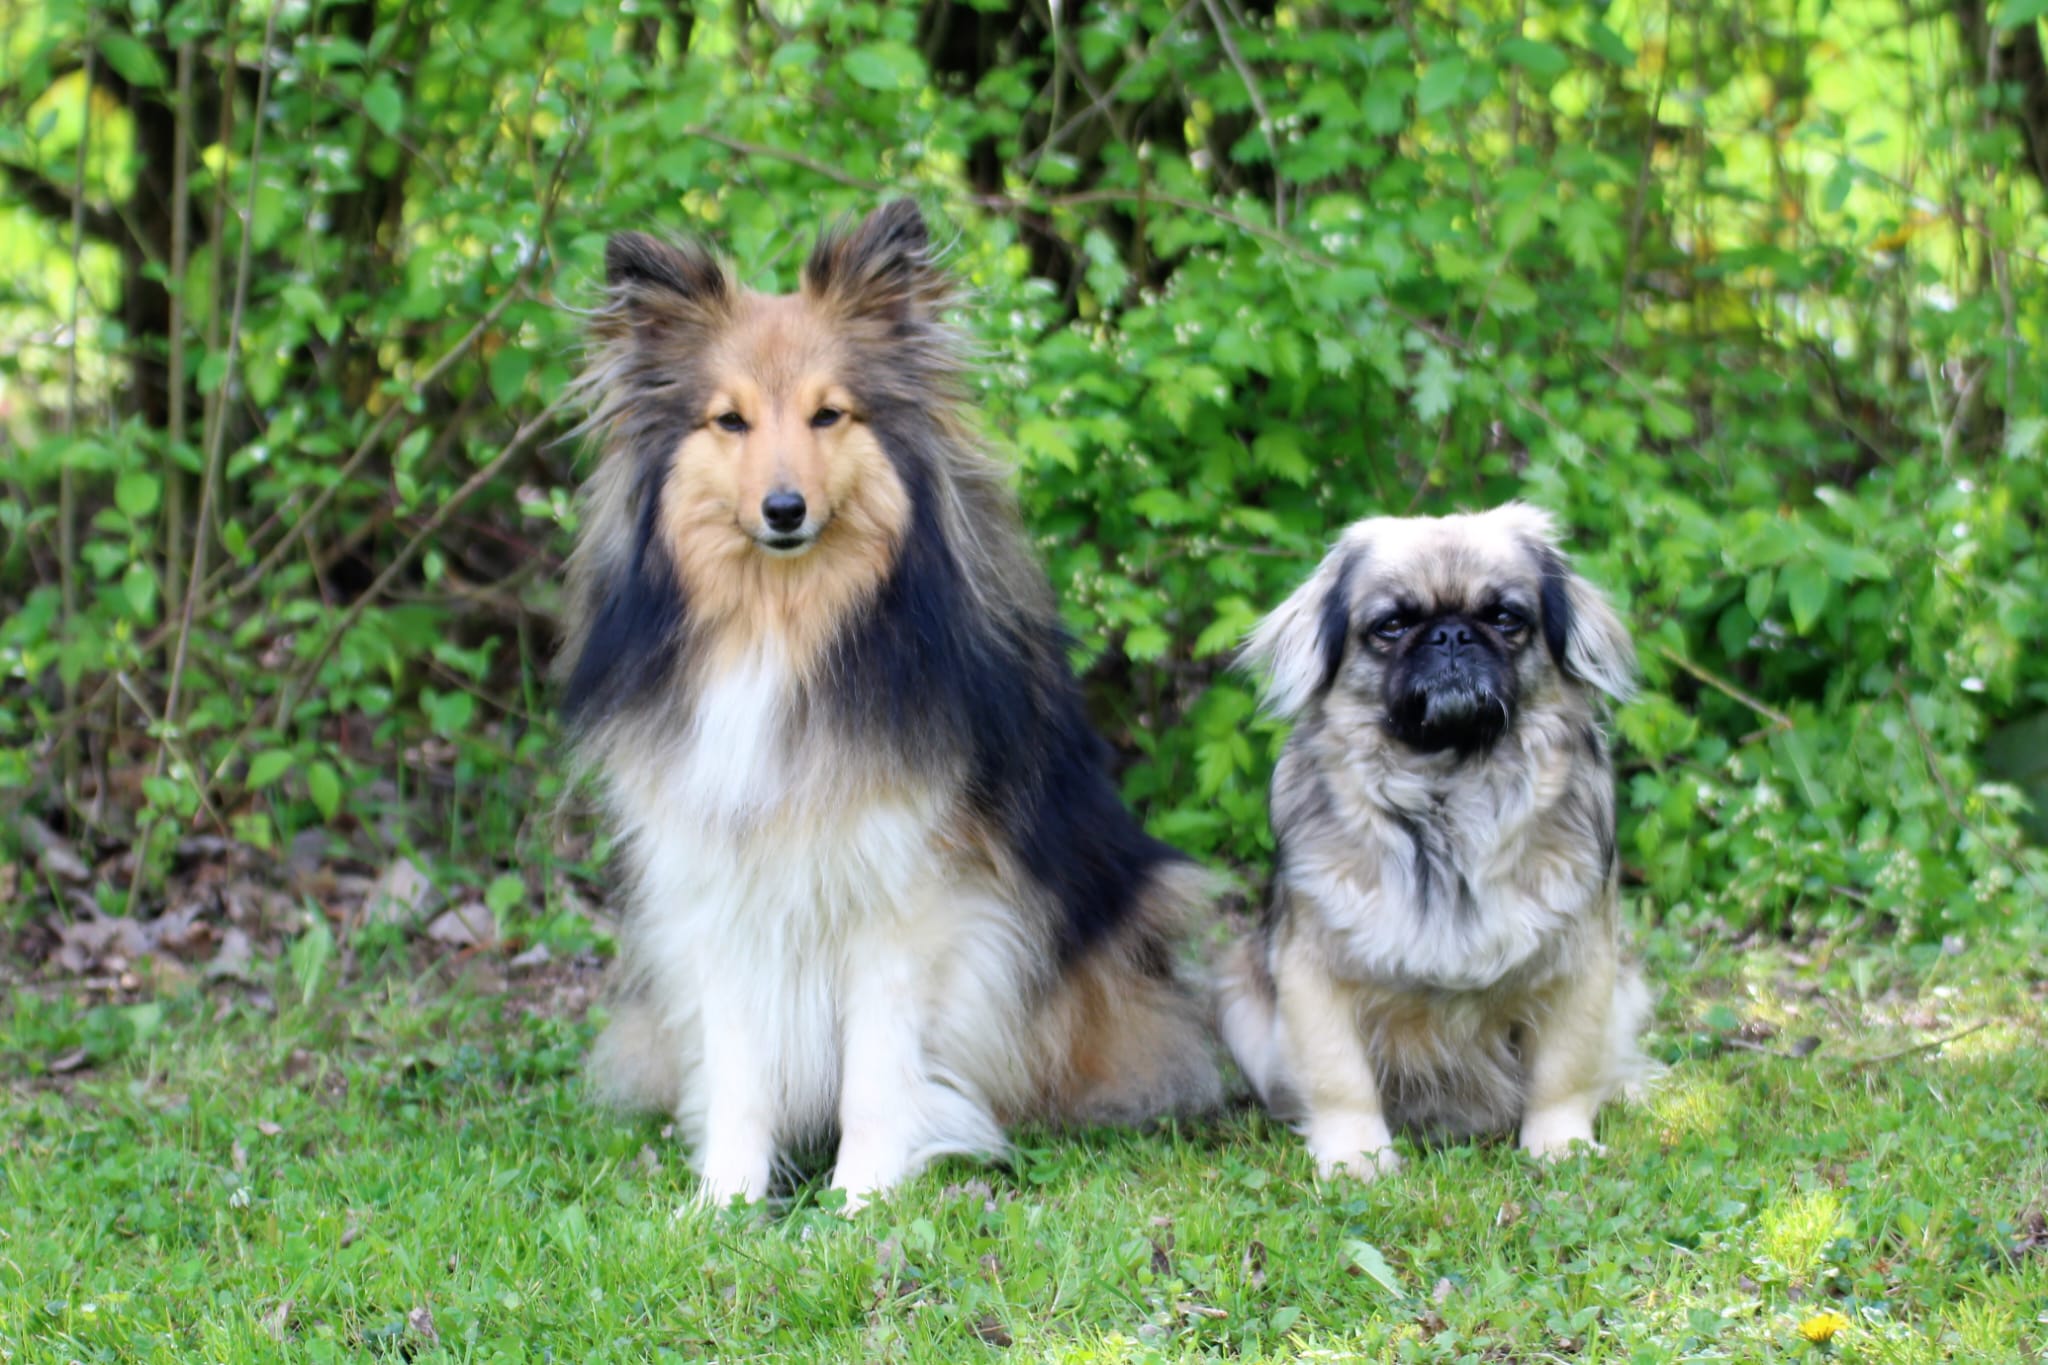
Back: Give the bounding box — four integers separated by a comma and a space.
1240, 536, 1362, 719
1536, 545, 1638, 702
605, 231, 728, 300
600, 232, 732, 334
803, 199, 951, 323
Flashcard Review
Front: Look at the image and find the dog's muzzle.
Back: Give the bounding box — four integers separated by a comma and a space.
1388, 661, 1513, 755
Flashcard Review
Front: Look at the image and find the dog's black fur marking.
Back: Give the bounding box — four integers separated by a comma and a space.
561, 452, 687, 728
825, 422, 1181, 964
1537, 547, 1575, 677
1315, 549, 1358, 699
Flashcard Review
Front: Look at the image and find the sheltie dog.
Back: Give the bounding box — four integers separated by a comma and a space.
556, 200, 1221, 1208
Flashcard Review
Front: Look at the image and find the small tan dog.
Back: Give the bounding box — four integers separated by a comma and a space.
1218, 504, 1649, 1178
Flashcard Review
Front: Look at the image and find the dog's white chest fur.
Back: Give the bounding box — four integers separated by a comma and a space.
1292, 765, 1596, 993
601, 642, 1026, 1194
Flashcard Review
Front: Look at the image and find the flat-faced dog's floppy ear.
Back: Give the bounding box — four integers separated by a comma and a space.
596, 231, 732, 337
1240, 533, 1364, 719
1535, 544, 1638, 703
803, 199, 952, 323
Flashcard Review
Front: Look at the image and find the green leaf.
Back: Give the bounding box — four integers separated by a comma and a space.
1584, 21, 1636, 66
1345, 1241, 1408, 1297
429, 690, 476, 737
1821, 160, 1855, 214
116, 471, 161, 519
489, 346, 534, 404
362, 74, 405, 136
1992, 0, 2048, 28
843, 41, 925, 91
1125, 624, 1170, 662
1251, 429, 1312, 484
1499, 38, 1571, 84
1416, 59, 1470, 115
99, 33, 166, 88
485, 874, 526, 916
121, 562, 158, 620
289, 914, 335, 1006
1784, 561, 1830, 633
248, 750, 295, 790
1017, 417, 1080, 472
307, 762, 341, 822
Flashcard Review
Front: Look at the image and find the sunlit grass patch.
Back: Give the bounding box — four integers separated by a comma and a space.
2, 928, 2043, 1362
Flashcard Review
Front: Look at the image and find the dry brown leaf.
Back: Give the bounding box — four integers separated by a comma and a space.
363, 858, 440, 927
425, 901, 497, 949
19, 814, 91, 883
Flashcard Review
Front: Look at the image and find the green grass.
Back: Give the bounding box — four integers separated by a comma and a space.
4, 929, 2045, 1363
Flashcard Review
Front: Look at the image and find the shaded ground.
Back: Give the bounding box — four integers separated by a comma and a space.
4, 899, 2045, 1362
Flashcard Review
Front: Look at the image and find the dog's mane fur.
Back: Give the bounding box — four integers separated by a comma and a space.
555, 200, 1182, 961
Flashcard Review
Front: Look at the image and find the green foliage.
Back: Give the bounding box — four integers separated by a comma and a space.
2, 0, 2045, 938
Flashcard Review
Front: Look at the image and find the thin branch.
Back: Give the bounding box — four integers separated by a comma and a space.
113, 674, 228, 836
207, 395, 575, 799
59, 42, 96, 800
1842, 1020, 1992, 1070
683, 128, 877, 189
1892, 676, 2048, 902
1655, 643, 1795, 731
1019, 1, 1197, 174
160, 0, 281, 791
164, 39, 195, 614
1198, 0, 1283, 227
219, 286, 526, 602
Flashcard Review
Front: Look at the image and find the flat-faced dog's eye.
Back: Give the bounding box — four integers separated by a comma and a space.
810, 406, 845, 429
1488, 607, 1526, 634
1371, 614, 1410, 641
713, 412, 749, 434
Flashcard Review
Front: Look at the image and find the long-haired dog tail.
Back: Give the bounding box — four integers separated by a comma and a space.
586, 974, 684, 1115
1605, 963, 1659, 1104
1052, 861, 1226, 1125
1215, 930, 1292, 1113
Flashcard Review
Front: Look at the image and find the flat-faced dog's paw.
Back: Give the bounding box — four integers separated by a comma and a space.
1519, 1106, 1603, 1160
1307, 1113, 1402, 1182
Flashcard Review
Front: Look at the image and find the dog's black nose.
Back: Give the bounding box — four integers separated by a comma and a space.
761, 491, 807, 534
1427, 622, 1476, 651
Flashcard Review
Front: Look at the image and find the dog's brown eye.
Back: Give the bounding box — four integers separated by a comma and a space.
714, 412, 749, 434
1372, 616, 1409, 640
810, 406, 845, 429
1489, 608, 1525, 632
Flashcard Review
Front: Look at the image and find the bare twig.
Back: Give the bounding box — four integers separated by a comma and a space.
59, 42, 95, 797
1655, 644, 1795, 732
164, 40, 196, 612
1611, 1, 1671, 359
209, 394, 575, 800
1198, 0, 1283, 227
1842, 1020, 1992, 1070
1892, 676, 2048, 901
160, 0, 282, 773
219, 286, 527, 602
1019, 2, 1197, 174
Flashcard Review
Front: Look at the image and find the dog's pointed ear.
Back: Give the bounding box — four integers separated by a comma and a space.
1536, 545, 1638, 703
1240, 535, 1363, 719
599, 231, 731, 332
803, 199, 950, 323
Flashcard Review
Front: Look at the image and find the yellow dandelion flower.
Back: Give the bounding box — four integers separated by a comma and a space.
1798, 1311, 1850, 1344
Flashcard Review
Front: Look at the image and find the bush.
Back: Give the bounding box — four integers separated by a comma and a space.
2, 0, 2044, 939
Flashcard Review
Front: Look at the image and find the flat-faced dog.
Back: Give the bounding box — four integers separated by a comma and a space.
1219, 504, 1649, 1178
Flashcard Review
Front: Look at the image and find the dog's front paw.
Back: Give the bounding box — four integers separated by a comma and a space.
1519, 1106, 1603, 1159
1307, 1113, 1401, 1182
